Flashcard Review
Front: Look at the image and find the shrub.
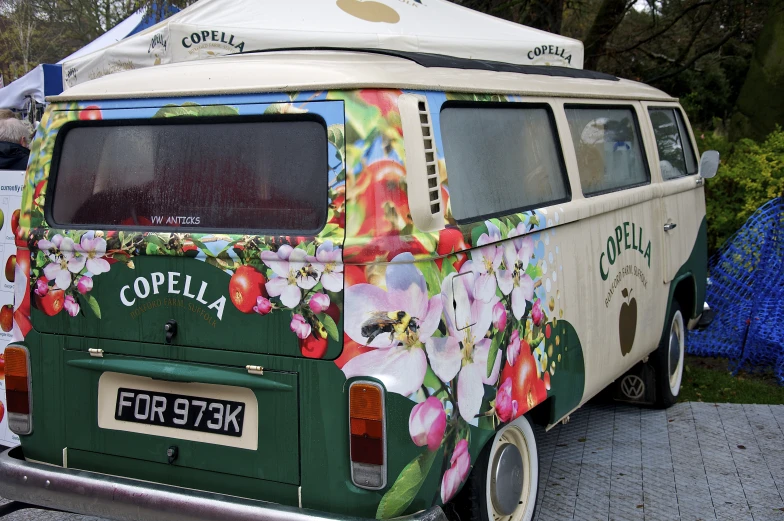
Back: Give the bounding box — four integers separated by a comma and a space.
702, 128, 784, 253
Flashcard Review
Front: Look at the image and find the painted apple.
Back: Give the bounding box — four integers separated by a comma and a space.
436, 227, 468, 271
35, 289, 64, 316
229, 266, 267, 314
78, 105, 102, 121
500, 347, 547, 416
10, 209, 19, 237
0, 305, 13, 332
619, 288, 637, 356
4, 255, 15, 283
299, 334, 328, 359
0, 209, 4, 232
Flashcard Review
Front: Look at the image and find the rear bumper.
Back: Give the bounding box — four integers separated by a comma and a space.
0, 447, 447, 521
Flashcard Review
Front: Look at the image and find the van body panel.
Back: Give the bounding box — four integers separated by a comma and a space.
12, 78, 707, 520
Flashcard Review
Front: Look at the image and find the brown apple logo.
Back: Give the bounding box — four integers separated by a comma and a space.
336, 0, 400, 23
619, 288, 637, 356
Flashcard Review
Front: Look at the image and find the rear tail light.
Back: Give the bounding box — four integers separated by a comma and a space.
349, 381, 386, 489
5, 345, 32, 435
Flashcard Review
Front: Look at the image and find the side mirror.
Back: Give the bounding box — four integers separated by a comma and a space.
699, 150, 720, 179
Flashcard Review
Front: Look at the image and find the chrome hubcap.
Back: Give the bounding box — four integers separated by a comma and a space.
490, 443, 524, 516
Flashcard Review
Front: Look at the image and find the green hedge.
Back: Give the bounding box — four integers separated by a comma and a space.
701, 128, 784, 254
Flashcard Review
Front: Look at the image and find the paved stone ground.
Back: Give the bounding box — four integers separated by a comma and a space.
1, 402, 783, 521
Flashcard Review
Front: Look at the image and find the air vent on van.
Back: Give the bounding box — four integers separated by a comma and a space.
399, 93, 445, 232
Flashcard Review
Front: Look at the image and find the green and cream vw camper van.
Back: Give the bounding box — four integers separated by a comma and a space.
0, 49, 717, 521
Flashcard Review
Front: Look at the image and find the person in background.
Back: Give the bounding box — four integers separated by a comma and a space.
0, 117, 32, 170
0, 109, 17, 120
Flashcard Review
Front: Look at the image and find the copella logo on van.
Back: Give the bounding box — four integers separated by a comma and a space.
120, 271, 227, 320
599, 222, 651, 281
527, 45, 572, 64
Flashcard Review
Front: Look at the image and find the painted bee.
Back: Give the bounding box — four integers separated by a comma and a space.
295, 265, 319, 283
361, 311, 420, 344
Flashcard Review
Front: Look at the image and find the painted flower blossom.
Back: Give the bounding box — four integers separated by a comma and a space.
531, 298, 544, 326
469, 222, 504, 302
342, 253, 443, 397
34, 277, 49, 297
507, 329, 521, 367
496, 377, 518, 422
310, 241, 343, 292
498, 231, 535, 320
40, 235, 80, 290
253, 296, 273, 315
290, 314, 311, 340
63, 295, 80, 317
426, 269, 501, 423
409, 396, 446, 451
76, 276, 93, 295
72, 232, 110, 275
262, 245, 323, 309
492, 301, 507, 332
441, 439, 471, 503
309, 293, 330, 314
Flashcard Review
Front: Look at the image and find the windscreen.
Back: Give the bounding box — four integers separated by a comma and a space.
50, 118, 328, 233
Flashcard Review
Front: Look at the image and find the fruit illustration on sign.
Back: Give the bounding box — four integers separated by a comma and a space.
0, 353, 5, 380
0, 305, 12, 332
10, 209, 19, 236
5, 255, 15, 283
619, 288, 637, 356
0, 400, 4, 423
0, 208, 4, 231
229, 266, 268, 313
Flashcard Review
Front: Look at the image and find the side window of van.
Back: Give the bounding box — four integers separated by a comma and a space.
648, 108, 698, 179
49, 117, 328, 233
565, 106, 649, 196
440, 104, 569, 223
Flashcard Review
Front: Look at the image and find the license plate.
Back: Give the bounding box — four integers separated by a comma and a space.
115, 388, 245, 437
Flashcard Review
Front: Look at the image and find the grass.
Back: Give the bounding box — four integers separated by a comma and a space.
678, 355, 784, 404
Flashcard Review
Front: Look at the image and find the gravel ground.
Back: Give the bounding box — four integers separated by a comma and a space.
2, 402, 783, 521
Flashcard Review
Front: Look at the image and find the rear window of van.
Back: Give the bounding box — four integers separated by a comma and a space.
440, 104, 569, 223
49, 117, 328, 233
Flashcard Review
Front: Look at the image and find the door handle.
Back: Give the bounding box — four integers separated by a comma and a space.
664, 223, 677, 231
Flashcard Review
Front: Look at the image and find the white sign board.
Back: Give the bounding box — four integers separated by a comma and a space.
0, 170, 24, 448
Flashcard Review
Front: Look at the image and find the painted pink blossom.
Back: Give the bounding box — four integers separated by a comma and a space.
531, 299, 544, 326
310, 241, 343, 292
507, 330, 521, 367
492, 301, 507, 332
34, 277, 49, 297
64, 295, 80, 317
262, 246, 323, 309
496, 377, 518, 422
309, 293, 330, 314
409, 397, 446, 451
426, 269, 501, 424
72, 232, 111, 275
40, 235, 79, 290
441, 439, 471, 503
253, 296, 273, 315
342, 253, 443, 397
498, 231, 535, 320
290, 314, 311, 339
76, 276, 93, 295
469, 222, 504, 302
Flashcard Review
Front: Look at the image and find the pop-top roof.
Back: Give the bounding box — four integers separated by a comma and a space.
61, 0, 585, 89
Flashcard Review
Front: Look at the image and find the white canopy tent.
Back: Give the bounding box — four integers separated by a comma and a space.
62, 0, 584, 90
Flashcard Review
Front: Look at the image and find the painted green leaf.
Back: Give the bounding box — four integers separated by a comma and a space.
327, 124, 345, 154
320, 313, 339, 342
419, 261, 442, 298
423, 365, 442, 392
154, 102, 239, 118
487, 332, 504, 378
376, 450, 437, 519
81, 294, 101, 319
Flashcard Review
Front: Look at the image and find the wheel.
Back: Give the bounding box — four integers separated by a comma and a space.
654, 300, 685, 408
449, 415, 539, 521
